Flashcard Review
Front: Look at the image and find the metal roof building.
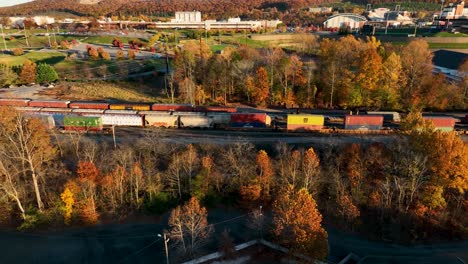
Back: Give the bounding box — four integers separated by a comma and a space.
323, 13, 367, 30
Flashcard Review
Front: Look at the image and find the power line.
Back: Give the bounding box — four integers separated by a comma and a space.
118, 237, 161, 264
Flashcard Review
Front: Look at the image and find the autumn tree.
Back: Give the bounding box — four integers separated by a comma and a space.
0, 63, 17, 87
20, 59, 36, 84
376, 52, 402, 110
252, 67, 270, 106
400, 39, 433, 109
87, 46, 99, 60
0, 108, 56, 212
273, 186, 328, 260
168, 197, 213, 257
256, 150, 273, 198
60, 187, 74, 225
302, 147, 320, 192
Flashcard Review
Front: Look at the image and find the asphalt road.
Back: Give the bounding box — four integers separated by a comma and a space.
0, 210, 466, 264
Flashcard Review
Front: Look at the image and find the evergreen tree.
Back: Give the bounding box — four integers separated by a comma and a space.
36, 63, 58, 84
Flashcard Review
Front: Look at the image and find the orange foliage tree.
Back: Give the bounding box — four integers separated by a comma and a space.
252, 67, 270, 106
256, 150, 273, 198
273, 185, 328, 260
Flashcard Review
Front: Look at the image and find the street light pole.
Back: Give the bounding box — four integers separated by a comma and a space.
0, 24, 7, 50
158, 233, 170, 264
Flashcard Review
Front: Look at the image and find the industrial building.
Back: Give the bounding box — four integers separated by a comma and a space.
323, 13, 367, 30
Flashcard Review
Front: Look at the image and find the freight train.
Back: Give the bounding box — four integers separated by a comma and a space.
0, 98, 463, 133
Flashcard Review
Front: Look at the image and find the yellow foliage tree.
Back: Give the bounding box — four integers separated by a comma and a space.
60, 187, 74, 225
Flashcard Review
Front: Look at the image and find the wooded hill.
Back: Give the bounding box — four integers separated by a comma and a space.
1, 0, 333, 17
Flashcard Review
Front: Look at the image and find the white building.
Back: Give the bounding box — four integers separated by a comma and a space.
308, 7, 333, 13
8, 16, 55, 28
367, 8, 414, 26
172, 12, 202, 23
323, 13, 367, 29
440, 1, 468, 19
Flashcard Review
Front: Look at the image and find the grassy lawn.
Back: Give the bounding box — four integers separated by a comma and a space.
3, 35, 79, 49
210, 44, 230, 52
428, 42, 468, 49
80, 35, 148, 45
0, 51, 66, 66
433, 32, 468, 38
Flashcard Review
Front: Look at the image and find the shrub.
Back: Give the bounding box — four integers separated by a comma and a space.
100, 51, 111, 60
12, 48, 24, 56
36, 63, 59, 84
128, 49, 135, 60
116, 50, 124, 60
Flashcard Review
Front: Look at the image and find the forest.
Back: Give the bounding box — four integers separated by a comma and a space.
170, 36, 467, 111
0, 105, 466, 261
0, 0, 454, 19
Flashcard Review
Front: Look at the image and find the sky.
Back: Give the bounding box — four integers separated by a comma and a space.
0, 0, 33, 7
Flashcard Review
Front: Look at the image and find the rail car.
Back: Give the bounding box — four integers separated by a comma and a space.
0, 98, 463, 133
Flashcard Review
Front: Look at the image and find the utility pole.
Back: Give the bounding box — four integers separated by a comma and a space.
112, 125, 116, 149
52, 26, 57, 44
158, 233, 170, 264
24, 29, 30, 47
0, 24, 7, 50
45, 26, 51, 47
384, 12, 389, 35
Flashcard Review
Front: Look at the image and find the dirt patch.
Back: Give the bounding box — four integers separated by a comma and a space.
38, 82, 160, 102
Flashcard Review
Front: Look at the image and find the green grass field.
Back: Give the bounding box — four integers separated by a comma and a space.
433, 32, 468, 38
80, 35, 148, 45
428, 42, 468, 49
0, 51, 66, 66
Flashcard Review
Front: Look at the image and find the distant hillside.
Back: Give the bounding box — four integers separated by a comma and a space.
0, 0, 334, 17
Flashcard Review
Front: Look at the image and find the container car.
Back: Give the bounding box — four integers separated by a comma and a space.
195, 106, 237, 113
151, 104, 193, 112
0, 98, 31, 107
208, 113, 232, 128
101, 114, 144, 127
344, 115, 383, 130
109, 104, 150, 111
179, 115, 213, 128
69, 102, 110, 110
64, 116, 103, 131
28, 100, 70, 108
40, 108, 73, 113
366, 111, 401, 123
104, 110, 139, 115
287, 114, 324, 131
423, 117, 456, 132
71, 109, 106, 115
230, 113, 271, 128
145, 114, 178, 128
14, 107, 43, 112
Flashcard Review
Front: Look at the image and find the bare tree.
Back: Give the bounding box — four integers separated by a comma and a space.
168, 197, 213, 257
0, 108, 56, 211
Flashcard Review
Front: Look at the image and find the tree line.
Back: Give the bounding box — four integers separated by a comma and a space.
0, 106, 466, 259
0, 60, 58, 86
169, 36, 467, 111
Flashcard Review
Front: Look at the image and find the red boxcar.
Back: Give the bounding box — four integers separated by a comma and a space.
151, 104, 193, 112
195, 106, 237, 113
0, 98, 31, 107
28, 100, 70, 108
344, 115, 383, 130
423, 117, 456, 127
69, 102, 110, 110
